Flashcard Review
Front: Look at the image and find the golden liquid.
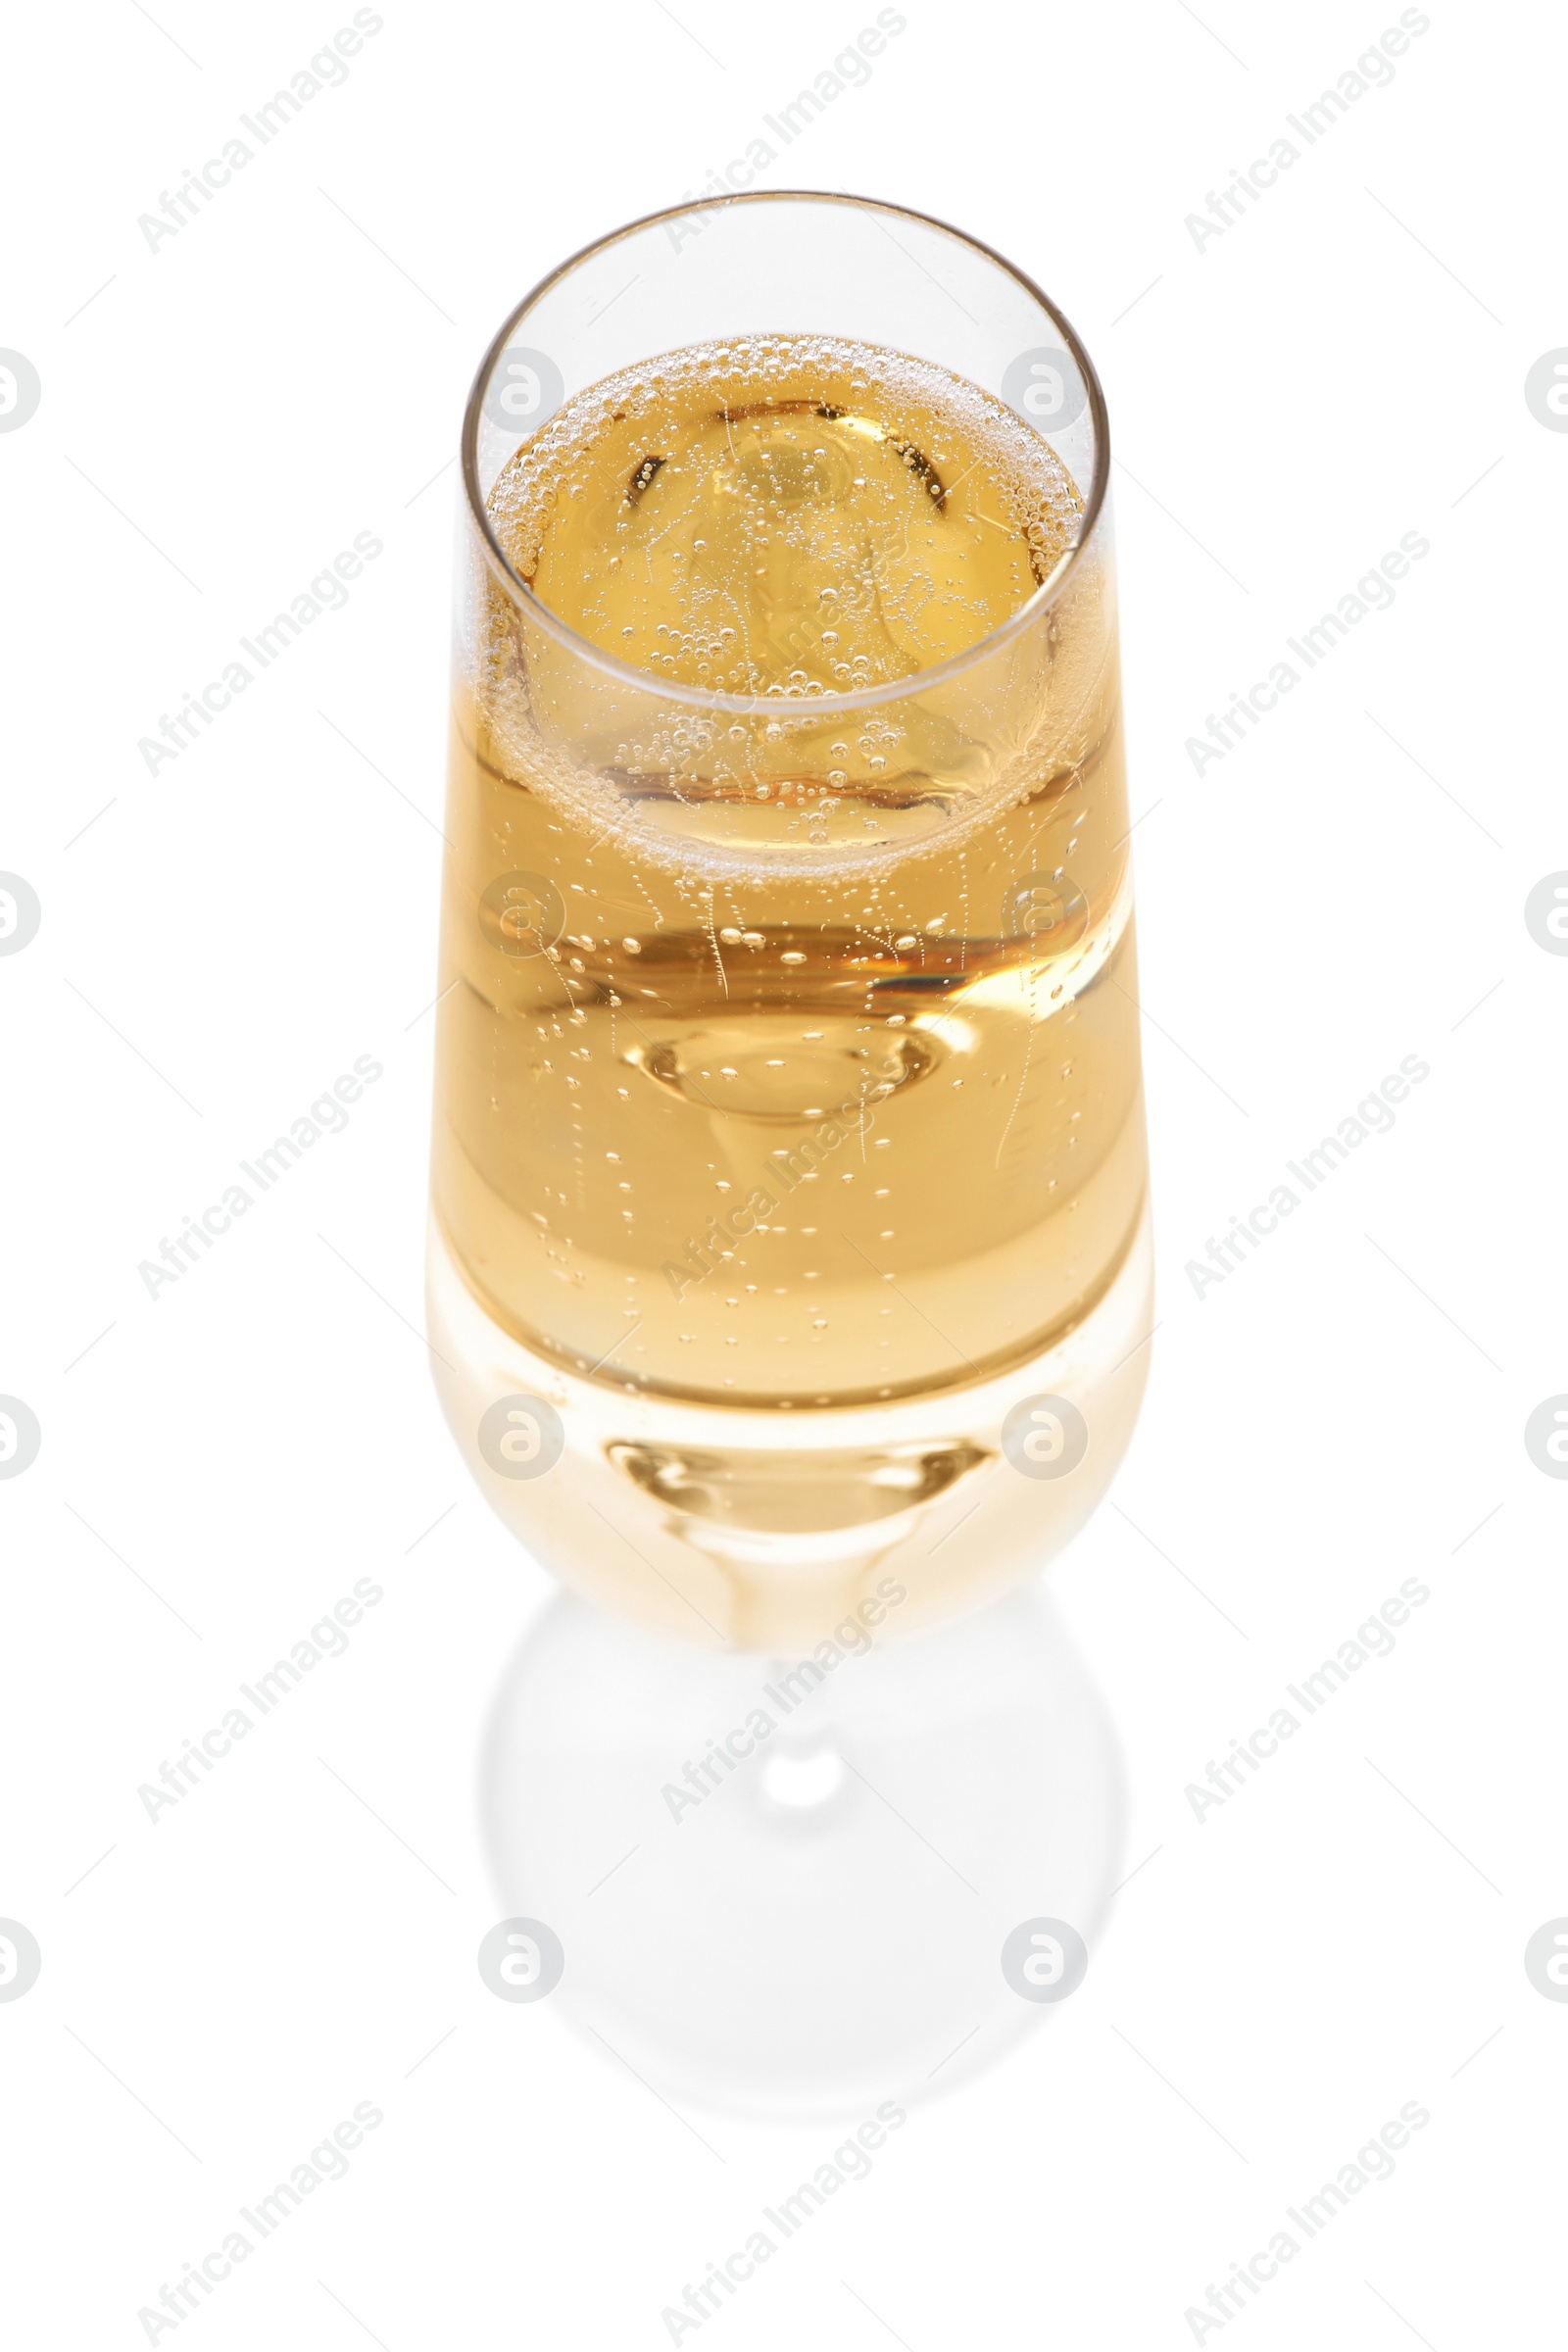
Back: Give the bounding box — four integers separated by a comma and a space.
433, 336, 1144, 1411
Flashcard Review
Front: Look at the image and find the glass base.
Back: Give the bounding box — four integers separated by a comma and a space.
481, 1578, 1124, 2120
427, 1199, 1153, 1651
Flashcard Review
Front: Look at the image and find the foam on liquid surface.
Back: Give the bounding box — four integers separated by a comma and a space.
487, 334, 1082, 700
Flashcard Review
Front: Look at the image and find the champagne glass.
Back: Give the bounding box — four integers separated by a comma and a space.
432, 195, 1152, 2105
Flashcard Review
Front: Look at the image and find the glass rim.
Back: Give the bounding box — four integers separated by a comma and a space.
459, 188, 1112, 720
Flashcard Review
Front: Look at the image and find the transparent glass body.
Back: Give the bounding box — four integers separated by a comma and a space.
428, 194, 1152, 1648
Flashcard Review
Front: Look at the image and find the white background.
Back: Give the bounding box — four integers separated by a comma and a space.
4, 0, 1566, 2344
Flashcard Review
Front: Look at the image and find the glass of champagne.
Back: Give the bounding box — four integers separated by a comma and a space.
428, 192, 1152, 1657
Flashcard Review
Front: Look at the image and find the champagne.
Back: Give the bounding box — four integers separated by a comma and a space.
434, 336, 1144, 1410
428, 323, 1151, 1643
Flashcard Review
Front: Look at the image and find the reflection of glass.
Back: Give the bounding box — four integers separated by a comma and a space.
482, 1580, 1124, 2117
427, 194, 1152, 1646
